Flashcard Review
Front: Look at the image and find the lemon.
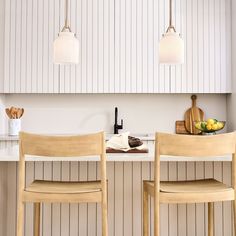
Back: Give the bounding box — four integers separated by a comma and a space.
195, 122, 201, 129
217, 122, 223, 129
206, 124, 212, 130
212, 124, 218, 131
207, 118, 215, 125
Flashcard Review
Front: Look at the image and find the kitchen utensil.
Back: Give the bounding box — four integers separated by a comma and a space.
184, 95, 204, 134
106, 148, 148, 153
20, 108, 24, 118
5, 108, 12, 119
175, 121, 189, 134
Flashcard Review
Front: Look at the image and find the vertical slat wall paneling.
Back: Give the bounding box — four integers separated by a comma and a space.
225, 0, 232, 92
78, 162, 88, 235
6, 162, 17, 236
0, 162, 7, 236
160, 162, 169, 236
186, 0, 193, 93
4, 0, 231, 93
120, 0, 126, 92
214, 162, 223, 236
164, 0, 170, 93
168, 162, 178, 236
141, 162, 151, 235
96, 162, 102, 236
197, 0, 204, 93
136, 0, 143, 93
204, 162, 214, 236
177, 162, 187, 236
4, 0, 10, 93
209, 0, 215, 93
90, 0, 97, 93
69, 161, 79, 235
52, 161, 61, 236
181, 0, 187, 93
153, 0, 159, 92
214, 0, 221, 92
158, 0, 166, 93
172, 0, 181, 93
192, 0, 198, 93
147, 0, 154, 93
107, 162, 115, 236
195, 162, 205, 236
142, 0, 148, 93
130, 0, 137, 93
114, 0, 120, 93
186, 162, 196, 236
42, 161, 52, 236
114, 162, 123, 236
24, 162, 34, 236
34, 162, 43, 233
203, 0, 210, 93
61, 162, 70, 236
132, 162, 142, 236
123, 162, 132, 236
87, 162, 97, 236
125, 0, 131, 93
222, 162, 232, 236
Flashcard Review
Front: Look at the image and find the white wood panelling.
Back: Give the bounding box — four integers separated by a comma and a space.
0, 140, 233, 236
3, 0, 231, 93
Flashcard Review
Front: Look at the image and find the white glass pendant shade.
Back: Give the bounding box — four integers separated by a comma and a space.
53, 32, 79, 64
159, 31, 184, 64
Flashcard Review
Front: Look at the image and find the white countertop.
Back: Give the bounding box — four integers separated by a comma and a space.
0, 145, 231, 162
0, 133, 156, 141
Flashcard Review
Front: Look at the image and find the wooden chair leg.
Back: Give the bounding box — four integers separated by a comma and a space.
102, 196, 108, 236
143, 187, 149, 236
34, 202, 40, 236
233, 199, 236, 236
154, 194, 160, 236
17, 200, 24, 236
208, 202, 214, 236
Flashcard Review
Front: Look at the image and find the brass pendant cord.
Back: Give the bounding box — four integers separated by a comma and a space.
62, 0, 71, 32
167, 0, 176, 33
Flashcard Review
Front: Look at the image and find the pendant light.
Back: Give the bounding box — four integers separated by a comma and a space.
53, 0, 79, 64
159, 0, 184, 64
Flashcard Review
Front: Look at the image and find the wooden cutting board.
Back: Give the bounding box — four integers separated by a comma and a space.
184, 95, 204, 134
106, 148, 149, 153
175, 121, 189, 134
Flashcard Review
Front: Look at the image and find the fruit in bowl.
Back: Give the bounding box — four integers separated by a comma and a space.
194, 119, 225, 134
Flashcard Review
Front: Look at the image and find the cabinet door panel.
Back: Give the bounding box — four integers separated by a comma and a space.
3, 0, 231, 93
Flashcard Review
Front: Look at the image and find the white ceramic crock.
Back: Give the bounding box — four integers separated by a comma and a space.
9, 119, 21, 136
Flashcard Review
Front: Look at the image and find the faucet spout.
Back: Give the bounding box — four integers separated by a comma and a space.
114, 107, 123, 134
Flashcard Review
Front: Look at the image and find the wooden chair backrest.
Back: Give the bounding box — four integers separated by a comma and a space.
157, 132, 236, 157
154, 132, 236, 193
19, 131, 106, 192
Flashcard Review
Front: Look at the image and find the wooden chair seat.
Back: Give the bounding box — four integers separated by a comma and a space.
26, 180, 102, 194
144, 179, 234, 204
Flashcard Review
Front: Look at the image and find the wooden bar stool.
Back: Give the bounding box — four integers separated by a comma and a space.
143, 132, 236, 236
17, 131, 108, 236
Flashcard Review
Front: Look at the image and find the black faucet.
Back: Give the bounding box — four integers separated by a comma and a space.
114, 107, 123, 134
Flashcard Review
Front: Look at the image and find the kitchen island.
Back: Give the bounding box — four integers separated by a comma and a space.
0, 135, 232, 236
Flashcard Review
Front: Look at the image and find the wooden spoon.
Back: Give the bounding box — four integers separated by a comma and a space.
5, 108, 12, 119
16, 109, 21, 119
20, 108, 24, 118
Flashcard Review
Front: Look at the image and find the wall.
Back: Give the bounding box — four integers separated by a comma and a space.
4, 94, 227, 134
0, 0, 4, 90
